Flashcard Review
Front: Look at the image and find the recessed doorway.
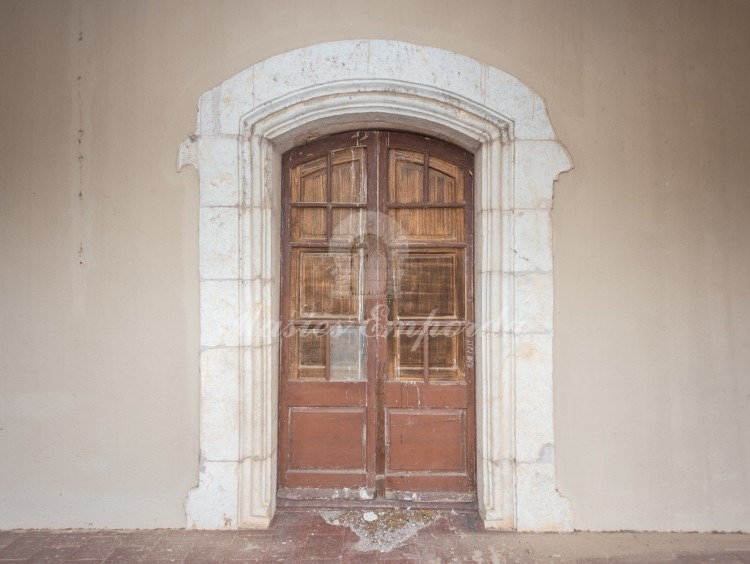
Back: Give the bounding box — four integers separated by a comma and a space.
183, 39, 574, 530
278, 130, 475, 502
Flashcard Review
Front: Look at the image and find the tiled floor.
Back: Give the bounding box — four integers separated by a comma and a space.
1, 509, 749, 563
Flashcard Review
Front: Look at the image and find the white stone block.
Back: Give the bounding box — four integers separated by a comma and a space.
240, 282, 267, 347
201, 281, 240, 347
484, 68, 555, 141
500, 210, 514, 273
486, 139, 508, 212
498, 330, 514, 377
241, 207, 265, 280
367, 40, 483, 103
513, 210, 552, 272
516, 462, 573, 532
475, 209, 502, 275
218, 67, 255, 135
500, 272, 515, 332
200, 348, 240, 461
178, 137, 198, 171
514, 273, 553, 334
198, 89, 220, 135
242, 346, 272, 446
240, 286, 279, 350
262, 207, 280, 282
478, 271, 504, 334
238, 454, 276, 528
200, 207, 239, 280
185, 461, 239, 529
514, 334, 554, 463
253, 40, 370, 108
480, 457, 516, 530
514, 141, 571, 209
198, 136, 240, 207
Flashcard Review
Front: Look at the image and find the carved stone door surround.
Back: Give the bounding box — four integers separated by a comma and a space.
178, 39, 573, 531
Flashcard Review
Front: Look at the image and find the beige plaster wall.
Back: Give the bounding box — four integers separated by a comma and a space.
0, 0, 748, 530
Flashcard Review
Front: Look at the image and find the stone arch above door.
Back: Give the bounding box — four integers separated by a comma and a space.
178, 39, 573, 531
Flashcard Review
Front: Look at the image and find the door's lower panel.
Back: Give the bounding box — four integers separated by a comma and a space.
385, 409, 466, 473
281, 407, 371, 497
288, 408, 366, 471
383, 408, 474, 501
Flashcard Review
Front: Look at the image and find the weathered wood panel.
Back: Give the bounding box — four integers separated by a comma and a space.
279, 130, 475, 502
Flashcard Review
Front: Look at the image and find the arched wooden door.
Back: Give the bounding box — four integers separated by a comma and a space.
278, 130, 475, 502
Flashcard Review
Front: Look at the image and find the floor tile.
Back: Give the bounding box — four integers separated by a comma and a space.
115, 531, 163, 548
189, 531, 237, 545
272, 523, 310, 543
730, 549, 750, 564
146, 543, 193, 560
343, 549, 381, 561
68, 537, 119, 560
301, 533, 344, 561
0, 532, 19, 549
266, 538, 305, 561
44, 532, 92, 547
677, 552, 743, 563
222, 541, 268, 562
0, 535, 55, 560
25, 546, 79, 563
446, 511, 484, 534
379, 541, 420, 560
280, 511, 315, 526
101, 545, 152, 563
310, 516, 346, 536
184, 544, 229, 560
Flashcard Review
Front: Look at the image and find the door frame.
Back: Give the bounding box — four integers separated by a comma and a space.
179, 40, 573, 531
277, 131, 477, 501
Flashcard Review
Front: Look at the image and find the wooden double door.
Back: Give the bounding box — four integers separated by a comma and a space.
278, 130, 475, 502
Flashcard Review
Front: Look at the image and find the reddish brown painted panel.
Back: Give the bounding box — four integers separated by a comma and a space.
288, 408, 366, 470
383, 382, 467, 408
285, 381, 367, 407
386, 409, 466, 473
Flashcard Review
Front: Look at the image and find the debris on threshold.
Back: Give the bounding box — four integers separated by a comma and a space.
320, 508, 438, 553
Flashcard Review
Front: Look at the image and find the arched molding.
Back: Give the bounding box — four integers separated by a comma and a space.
178, 39, 573, 531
